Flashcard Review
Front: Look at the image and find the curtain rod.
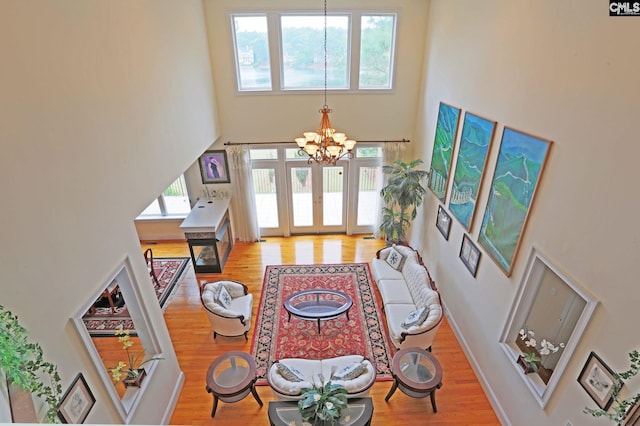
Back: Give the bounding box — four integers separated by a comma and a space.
224, 139, 410, 146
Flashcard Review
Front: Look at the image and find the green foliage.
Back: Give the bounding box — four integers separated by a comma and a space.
0, 305, 62, 423
584, 350, 640, 423
379, 159, 429, 243
298, 380, 348, 425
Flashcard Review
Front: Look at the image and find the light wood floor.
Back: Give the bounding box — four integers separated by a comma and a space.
142, 235, 500, 425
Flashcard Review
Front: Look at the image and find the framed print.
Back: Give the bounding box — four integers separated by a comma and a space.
198, 150, 230, 184
427, 102, 461, 202
578, 352, 620, 411
436, 205, 452, 240
478, 127, 552, 276
57, 373, 95, 424
449, 112, 497, 231
459, 234, 481, 277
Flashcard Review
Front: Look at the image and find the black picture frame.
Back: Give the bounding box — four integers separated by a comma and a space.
436, 205, 452, 240
57, 373, 95, 424
578, 351, 621, 411
459, 234, 481, 277
198, 150, 230, 184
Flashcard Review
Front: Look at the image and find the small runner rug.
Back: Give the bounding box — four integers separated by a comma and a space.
82, 257, 189, 337
251, 263, 394, 385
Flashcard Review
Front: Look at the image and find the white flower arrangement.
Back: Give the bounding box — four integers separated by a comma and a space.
518, 328, 565, 372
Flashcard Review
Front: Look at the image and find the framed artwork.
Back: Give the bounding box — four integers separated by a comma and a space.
427, 102, 461, 202
578, 352, 620, 411
478, 127, 552, 276
436, 205, 452, 240
459, 234, 481, 277
449, 112, 497, 231
57, 373, 95, 424
198, 150, 230, 184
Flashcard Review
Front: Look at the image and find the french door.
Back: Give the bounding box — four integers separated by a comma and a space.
286, 162, 348, 234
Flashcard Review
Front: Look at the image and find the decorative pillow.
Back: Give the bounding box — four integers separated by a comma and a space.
401, 306, 429, 329
385, 246, 406, 271
333, 362, 368, 380
215, 285, 232, 309
276, 363, 305, 382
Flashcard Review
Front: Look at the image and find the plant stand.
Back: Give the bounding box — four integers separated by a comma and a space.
123, 369, 146, 388
516, 355, 537, 374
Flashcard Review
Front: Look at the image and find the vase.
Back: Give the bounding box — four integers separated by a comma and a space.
123, 369, 146, 388
516, 355, 537, 374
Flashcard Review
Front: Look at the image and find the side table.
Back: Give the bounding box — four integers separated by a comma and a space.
385, 347, 443, 412
205, 351, 263, 417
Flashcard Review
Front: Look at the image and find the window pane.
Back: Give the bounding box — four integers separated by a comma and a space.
359, 15, 395, 89
252, 168, 279, 228
355, 147, 382, 158
281, 15, 349, 90
233, 16, 272, 90
250, 149, 278, 160
140, 199, 161, 216
162, 176, 190, 215
285, 148, 309, 159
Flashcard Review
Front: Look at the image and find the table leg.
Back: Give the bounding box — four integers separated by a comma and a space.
211, 395, 219, 417
430, 390, 437, 413
385, 378, 399, 401
287, 312, 292, 322
317, 319, 321, 334
250, 384, 263, 407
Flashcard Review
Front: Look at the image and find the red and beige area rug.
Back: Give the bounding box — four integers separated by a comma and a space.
82, 257, 189, 337
251, 263, 394, 385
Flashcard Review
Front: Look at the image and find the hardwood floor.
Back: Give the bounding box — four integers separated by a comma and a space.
143, 235, 500, 425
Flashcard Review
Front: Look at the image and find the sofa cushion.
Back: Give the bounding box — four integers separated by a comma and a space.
385, 246, 406, 270
333, 362, 368, 380
371, 258, 404, 282
401, 306, 429, 329
276, 363, 305, 382
376, 279, 413, 305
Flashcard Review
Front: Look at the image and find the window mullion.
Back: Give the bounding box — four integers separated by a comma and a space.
268, 12, 282, 91
349, 12, 361, 91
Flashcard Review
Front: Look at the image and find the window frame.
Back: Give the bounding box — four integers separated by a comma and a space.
137, 174, 191, 220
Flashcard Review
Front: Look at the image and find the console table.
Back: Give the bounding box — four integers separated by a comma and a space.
180, 197, 233, 273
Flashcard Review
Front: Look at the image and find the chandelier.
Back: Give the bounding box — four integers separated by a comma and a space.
294, 0, 356, 165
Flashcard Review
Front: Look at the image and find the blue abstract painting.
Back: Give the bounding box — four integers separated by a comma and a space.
428, 102, 461, 202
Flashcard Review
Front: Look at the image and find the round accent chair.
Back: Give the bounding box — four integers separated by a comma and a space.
200, 280, 253, 341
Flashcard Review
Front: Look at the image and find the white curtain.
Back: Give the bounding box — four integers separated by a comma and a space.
227, 145, 260, 242
373, 142, 406, 237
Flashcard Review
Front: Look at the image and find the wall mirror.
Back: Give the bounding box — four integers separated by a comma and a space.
72, 257, 162, 422
499, 247, 598, 407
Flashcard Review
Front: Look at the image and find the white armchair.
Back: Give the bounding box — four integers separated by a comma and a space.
200, 280, 253, 340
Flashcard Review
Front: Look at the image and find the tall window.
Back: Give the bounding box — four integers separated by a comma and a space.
230, 11, 397, 92
139, 175, 191, 217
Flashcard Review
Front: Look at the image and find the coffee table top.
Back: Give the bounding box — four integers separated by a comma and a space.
283, 289, 352, 320
392, 347, 442, 391
268, 397, 373, 426
206, 351, 257, 396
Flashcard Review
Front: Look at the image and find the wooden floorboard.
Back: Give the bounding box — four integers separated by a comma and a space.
142, 235, 500, 425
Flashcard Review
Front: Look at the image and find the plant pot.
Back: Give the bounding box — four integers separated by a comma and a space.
123, 369, 146, 388
516, 355, 537, 374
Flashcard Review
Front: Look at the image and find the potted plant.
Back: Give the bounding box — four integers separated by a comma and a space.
109, 327, 163, 388
298, 371, 348, 425
379, 159, 429, 244
517, 328, 565, 374
0, 304, 62, 423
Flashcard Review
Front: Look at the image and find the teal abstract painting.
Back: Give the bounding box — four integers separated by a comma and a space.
478, 127, 552, 275
449, 113, 496, 231
428, 102, 461, 201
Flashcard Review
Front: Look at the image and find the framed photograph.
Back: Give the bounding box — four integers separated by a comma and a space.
448, 112, 497, 231
57, 373, 95, 424
478, 127, 552, 276
198, 150, 230, 184
578, 352, 621, 411
427, 102, 462, 202
459, 234, 481, 277
436, 205, 452, 240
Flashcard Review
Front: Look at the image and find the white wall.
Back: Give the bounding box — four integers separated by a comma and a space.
411, 1, 640, 424
0, 0, 218, 423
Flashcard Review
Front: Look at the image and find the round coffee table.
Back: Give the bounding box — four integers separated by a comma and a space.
385, 347, 443, 412
283, 289, 353, 334
205, 351, 263, 417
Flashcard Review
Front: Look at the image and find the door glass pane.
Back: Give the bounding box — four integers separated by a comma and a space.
290, 167, 313, 227
232, 15, 272, 91
323, 167, 343, 226
359, 15, 395, 89
357, 166, 381, 226
280, 15, 349, 89
252, 168, 279, 228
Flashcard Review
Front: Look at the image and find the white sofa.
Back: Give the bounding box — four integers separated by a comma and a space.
266, 355, 376, 401
370, 244, 443, 351
200, 280, 253, 340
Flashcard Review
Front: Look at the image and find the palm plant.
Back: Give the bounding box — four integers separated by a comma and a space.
379, 159, 429, 244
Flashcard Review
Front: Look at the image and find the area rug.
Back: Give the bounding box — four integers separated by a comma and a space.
251, 263, 394, 385
82, 257, 189, 337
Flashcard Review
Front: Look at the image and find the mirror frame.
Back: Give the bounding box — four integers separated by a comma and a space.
499, 247, 599, 407
72, 256, 163, 422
